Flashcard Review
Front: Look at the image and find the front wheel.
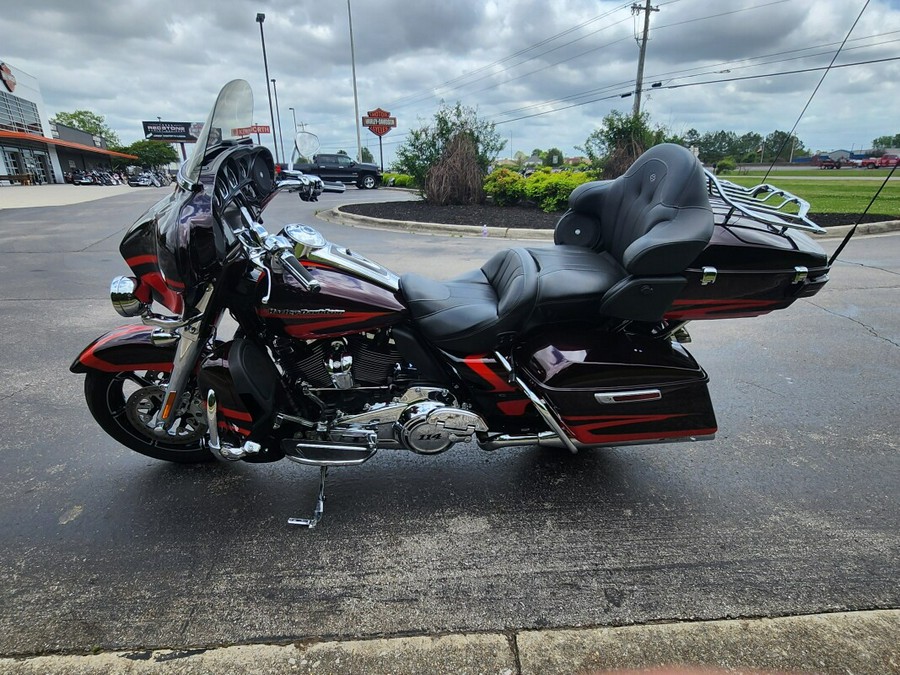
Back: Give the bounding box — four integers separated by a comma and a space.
358, 174, 378, 189
84, 370, 214, 463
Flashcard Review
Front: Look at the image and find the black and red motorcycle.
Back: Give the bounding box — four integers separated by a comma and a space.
71, 81, 830, 526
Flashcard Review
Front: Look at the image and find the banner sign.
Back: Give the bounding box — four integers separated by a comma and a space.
142, 121, 199, 142
232, 124, 271, 136
362, 108, 397, 137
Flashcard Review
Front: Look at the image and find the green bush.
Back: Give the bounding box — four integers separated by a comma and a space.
382, 172, 416, 188
483, 167, 526, 206
523, 169, 593, 212
715, 157, 736, 175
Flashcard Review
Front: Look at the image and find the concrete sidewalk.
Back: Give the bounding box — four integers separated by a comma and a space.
0, 183, 160, 209
0, 610, 897, 674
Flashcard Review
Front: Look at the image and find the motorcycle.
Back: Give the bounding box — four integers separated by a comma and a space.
71, 80, 831, 527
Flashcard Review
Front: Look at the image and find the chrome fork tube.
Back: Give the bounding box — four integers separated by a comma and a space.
154, 284, 216, 431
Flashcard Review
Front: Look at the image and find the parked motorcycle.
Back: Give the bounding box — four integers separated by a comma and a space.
71, 80, 831, 526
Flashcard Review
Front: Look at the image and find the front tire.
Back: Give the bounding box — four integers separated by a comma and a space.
358, 174, 377, 189
84, 370, 214, 463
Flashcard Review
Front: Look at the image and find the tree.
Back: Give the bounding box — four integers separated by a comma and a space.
543, 147, 564, 167
577, 110, 681, 178
872, 133, 900, 150
764, 130, 807, 162
392, 101, 506, 187
120, 140, 179, 168
50, 110, 120, 146
361, 146, 374, 163
424, 133, 484, 206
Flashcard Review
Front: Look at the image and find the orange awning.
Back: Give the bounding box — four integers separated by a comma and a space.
0, 130, 139, 160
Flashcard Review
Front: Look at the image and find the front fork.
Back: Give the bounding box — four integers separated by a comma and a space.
153, 284, 218, 432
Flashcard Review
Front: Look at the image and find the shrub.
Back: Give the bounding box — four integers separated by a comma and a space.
715, 157, 736, 174
523, 169, 593, 212
483, 167, 526, 206
383, 172, 415, 188
424, 133, 485, 206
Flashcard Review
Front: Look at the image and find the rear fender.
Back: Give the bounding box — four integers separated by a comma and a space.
70, 325, 176, 374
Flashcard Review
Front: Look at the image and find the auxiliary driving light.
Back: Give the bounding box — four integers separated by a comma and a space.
110, 276, 148, 317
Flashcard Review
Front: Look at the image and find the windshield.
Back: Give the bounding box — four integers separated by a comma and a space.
179, 80, 254, 185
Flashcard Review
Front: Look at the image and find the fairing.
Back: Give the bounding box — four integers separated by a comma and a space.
119, 80, 255, 312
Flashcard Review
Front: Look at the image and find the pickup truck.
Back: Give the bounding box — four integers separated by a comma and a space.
287, 153, 382, 189
860, 154, 900, 169
812, 154, 843, 169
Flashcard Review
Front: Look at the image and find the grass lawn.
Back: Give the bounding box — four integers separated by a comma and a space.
721, 173, 900, 215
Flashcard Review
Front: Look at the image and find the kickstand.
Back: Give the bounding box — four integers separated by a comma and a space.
288, 466, 328, 528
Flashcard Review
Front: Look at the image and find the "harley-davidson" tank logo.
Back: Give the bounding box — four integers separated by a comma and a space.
262, 308, 346, 317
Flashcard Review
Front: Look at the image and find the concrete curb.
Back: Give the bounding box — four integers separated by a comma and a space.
1, 610, 896, 674
318, 206, 554, 240
319, 205, 900, 241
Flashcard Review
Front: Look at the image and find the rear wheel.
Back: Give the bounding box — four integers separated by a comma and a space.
84, 370, 214, 463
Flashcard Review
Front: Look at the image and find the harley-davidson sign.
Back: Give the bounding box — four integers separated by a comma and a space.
362, 108, 396, 137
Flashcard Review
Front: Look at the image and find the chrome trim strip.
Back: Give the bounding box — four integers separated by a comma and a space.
594, 389, 662, 405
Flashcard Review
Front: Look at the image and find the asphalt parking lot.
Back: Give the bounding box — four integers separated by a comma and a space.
0, 184, 897, 673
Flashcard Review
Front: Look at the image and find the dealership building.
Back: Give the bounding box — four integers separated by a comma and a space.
0, 59, 136, 184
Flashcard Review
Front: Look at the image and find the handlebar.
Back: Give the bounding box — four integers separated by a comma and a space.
279, 250, 321, 293
236, 206, 321, 294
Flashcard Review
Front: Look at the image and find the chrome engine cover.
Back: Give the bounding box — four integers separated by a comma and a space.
396, 401, 489, 454
329, 387, 489, 455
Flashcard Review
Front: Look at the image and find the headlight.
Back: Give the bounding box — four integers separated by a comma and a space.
110, 276, 149, 317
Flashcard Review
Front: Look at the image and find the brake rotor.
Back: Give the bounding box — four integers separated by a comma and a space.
124, 385, 206, 445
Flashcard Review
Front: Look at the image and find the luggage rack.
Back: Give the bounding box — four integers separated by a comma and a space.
705, 169, 826, 235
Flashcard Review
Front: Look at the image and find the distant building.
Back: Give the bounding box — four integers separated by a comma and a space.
0, 59, 136, 184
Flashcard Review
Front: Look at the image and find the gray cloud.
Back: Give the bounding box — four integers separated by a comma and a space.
0, 0, 897, 164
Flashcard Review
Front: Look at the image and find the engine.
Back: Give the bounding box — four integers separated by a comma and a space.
273, 331, 488, 456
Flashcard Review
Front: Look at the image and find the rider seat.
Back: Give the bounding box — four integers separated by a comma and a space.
399, 247, 538, 353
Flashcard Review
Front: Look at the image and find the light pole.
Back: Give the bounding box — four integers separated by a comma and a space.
347, 0, 362, 162
255, 13, 280, 164
271, 78, 285, 162
288, 108, 302, 162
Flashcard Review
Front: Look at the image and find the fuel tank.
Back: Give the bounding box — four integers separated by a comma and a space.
257, 246, 407, 340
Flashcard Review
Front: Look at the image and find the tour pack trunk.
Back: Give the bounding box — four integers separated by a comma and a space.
665, 175, 831, 321
515, 328, 717, 447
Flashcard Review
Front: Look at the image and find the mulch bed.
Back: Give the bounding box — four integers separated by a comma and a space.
341, 200, 892, 231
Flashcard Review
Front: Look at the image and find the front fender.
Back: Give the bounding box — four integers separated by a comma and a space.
70, 325, 176, 374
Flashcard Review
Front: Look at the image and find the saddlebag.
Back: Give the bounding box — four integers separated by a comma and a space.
515, 328, 717, 446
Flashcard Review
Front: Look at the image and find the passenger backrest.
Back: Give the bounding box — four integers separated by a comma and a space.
555, 144, 714, 276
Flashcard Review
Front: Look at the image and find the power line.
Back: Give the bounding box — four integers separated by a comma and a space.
762, 0, 870, 182
385, 3, 632, 109
491, 55, 900, 126
492, 32, 900, 119
392, 0, 797, 114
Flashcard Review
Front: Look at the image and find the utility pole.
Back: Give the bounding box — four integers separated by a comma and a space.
631, 0, 659, 117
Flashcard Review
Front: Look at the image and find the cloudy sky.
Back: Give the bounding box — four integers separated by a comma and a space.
2, 0, 899, 166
